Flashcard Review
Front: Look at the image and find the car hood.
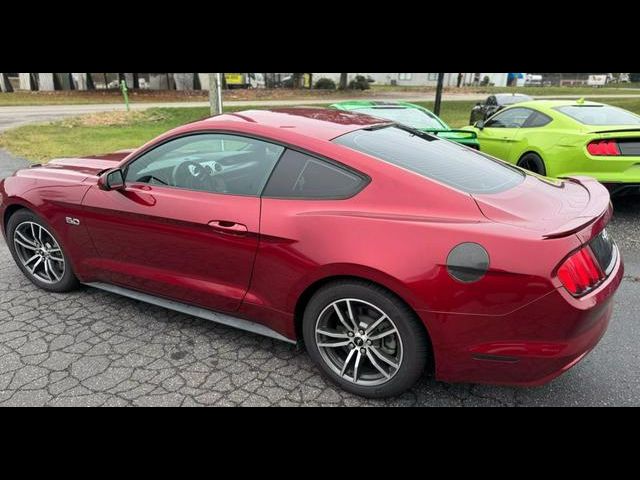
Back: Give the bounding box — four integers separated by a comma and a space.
42, 150, 132, 177
471, 174, 610, 238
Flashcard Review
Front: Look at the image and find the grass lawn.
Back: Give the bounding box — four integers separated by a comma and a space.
0, 91, 211, 106
465, 86, 640, 96
3, 97, 640, 162
0, 105, 320, 161
371, 84, 640, 97
4, 83, 640, 107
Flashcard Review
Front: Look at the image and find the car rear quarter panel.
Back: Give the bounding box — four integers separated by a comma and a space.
245, 153, 579, 341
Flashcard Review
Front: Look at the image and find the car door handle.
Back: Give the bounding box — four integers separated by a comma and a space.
208, 220, 248, 235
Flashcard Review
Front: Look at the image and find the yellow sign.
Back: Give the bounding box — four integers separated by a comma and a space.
225, 73, 244, 85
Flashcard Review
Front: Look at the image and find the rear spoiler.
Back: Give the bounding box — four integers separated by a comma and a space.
434, 129, 478, 139
542, 176, 611, 239
590, 128, 640, 134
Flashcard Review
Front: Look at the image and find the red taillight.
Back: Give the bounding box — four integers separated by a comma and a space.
587, 139, 620, 156
557, 246, 604, 296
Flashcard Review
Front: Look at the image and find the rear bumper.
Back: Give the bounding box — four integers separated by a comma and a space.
551, 152, 640, 184
423, 246, 624, 386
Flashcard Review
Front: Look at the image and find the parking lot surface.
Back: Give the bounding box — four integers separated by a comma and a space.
0, 152, 638, 406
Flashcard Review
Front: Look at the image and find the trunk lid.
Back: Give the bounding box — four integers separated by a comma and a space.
471, 174, 611, 238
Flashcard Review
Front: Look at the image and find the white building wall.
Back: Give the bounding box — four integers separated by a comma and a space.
38, 73, 55, 91
460, 73, 509, 87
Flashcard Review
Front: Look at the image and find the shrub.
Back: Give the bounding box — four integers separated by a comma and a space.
314, 78, 336, 90
348, 75, 371, 90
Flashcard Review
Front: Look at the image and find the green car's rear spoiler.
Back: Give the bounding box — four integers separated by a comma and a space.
431, 129, 478, 140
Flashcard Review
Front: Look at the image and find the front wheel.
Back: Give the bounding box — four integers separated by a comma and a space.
303, 280, 429, 398
6, 209, 79, 292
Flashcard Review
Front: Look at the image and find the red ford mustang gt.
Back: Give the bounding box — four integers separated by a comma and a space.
0, 108, 624, 398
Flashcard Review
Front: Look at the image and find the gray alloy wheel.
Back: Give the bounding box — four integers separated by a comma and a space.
7, 210, 79, 293
12, 221, 66, 284
315, 298, 403, 386
303, 280, 429, 398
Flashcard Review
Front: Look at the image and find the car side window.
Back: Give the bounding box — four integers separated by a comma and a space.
124, 133, 284, 196
523, 111, 553, 128
484, 108, 534, 128
262, 149, 366, 199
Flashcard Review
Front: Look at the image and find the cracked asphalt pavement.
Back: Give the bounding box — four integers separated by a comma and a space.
0, 150, 639, 406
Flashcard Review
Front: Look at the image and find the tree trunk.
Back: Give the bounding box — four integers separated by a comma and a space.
292, 73, 301, 89
0, 73, 13, 92
433, 73, 445, 115
339, 73, 348, 90
208, 73, 222, 115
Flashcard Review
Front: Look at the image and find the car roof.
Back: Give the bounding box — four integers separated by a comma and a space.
197, 107, 390, 141
494, 93, 532, 99
507, 99, 604, 111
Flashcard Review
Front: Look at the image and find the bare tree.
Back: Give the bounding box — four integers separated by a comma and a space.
291, 73, 303, 89
0, 73, 13, 92
208, 73, 222, 116
339, 73, 348, 90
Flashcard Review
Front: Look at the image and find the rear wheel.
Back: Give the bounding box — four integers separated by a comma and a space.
6, 209, 79, 292
517, 152, 547, 175
303, 280, 429, 398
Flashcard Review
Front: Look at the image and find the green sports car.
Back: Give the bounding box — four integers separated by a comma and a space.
464, 99, 640, 193
330, 100, 479, 149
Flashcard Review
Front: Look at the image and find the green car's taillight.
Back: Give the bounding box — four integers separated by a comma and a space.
587, 139, 621, 156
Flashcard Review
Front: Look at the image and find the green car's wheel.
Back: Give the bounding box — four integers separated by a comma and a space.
517, 152, 547, 176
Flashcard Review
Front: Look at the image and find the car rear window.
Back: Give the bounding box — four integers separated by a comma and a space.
333, 126, 524, 194
555, 105, 640, 125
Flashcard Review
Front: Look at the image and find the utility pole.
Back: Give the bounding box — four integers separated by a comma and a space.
208, 73, 223, 116
434, 72, 445, 116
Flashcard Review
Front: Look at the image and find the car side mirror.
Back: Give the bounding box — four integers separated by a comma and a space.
98, 168, 125, 191
474, 120, 485, 129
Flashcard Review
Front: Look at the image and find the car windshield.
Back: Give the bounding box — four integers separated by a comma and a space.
555, 105, 640, 125
353, 107, 446, 130
333, 126, 524, 194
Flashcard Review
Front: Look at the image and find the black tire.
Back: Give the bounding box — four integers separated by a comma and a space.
517, 152, 547, 176
302, 280, 429, 398
6, 209, 79, 292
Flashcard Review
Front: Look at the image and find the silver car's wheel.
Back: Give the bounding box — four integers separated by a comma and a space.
13, 221, 65, 284
315, 298, 403, 386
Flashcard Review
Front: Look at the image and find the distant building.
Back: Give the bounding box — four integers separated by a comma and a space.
312, 73, 509, 87
2, 72, 514, 91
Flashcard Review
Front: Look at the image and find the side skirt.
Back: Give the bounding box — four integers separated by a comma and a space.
83, 281, 296, 345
